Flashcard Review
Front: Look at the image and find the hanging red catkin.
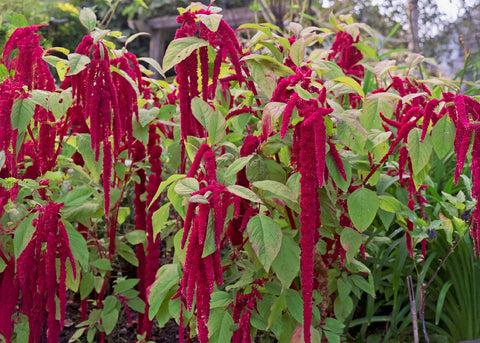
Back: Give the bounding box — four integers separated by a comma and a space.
175, 145, 232, 343
280, 93, 300, 139
110, 55, 137, 157
83, 43, 122, 223
142, 125, 163, 337
227, 135, 260, 245
299, 119, 321, 343
1, 25, 55, 91
1, 26, 56, 178
132, 140, 148, 333
60, 34, 94, 103
231, 286, 262, 343
16, 202, 76, 343
0, 255, 19, 342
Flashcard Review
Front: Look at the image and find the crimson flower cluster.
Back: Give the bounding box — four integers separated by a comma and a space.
176, 144, 232, 343
15, 202, 75, 343
1, 26, 57, 180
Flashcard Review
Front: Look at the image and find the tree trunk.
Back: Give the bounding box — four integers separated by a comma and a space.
407, 0, 419, 52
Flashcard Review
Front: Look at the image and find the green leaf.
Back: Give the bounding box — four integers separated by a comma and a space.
323, 317, 345, 334
272, 234, 300, 289
92, 258, 113, 271
333, 295, 354, 321
162, 37, 209, 72
246, 155, 287, 184
133, 116, 149, 143
59, 187, 94, 207
114, 278, 140, 295
227, 185, 263, 203
267, 292, 286, 329
138, 108, 158, 127
242, 54, 296, 78
12, 314, 30, 343
48, 89, 73, 120
248, 59, 277, 98
252, 180, 298, 203
407, 128, 433, 176
157, 104, 177, 120
80, 272, 95, 299
192, 97, 215, 129
8, 13, 28, 28
378, 195, 403, 213
337, 278, 352, 301
118, 242, 139, 267
224, 155, 254, 181
314, 60, 344, 79
324, 330, 341, 343
152, 203, 171, 240
13, 214, 37, 261
197, 13, 223, 32
333, 76, 365, 98
202, 209, 216, 258
347, 188, 379, 232
65, 222, 89, 268
208, 309, 235, 343
340, 227, 362, 264
174, 177, 199, 195
30, 89, 50, 109
210, 291, 232, 309
125, 32, 150, 47
286, 289, 303, 323
137, 57, 165, 78
191, 97, 226, 144
126, 297, 146, 313
125, 230, 147, 245
207, 110, 227, 145
174, 229, 187, 266
117, 207, 130, 225
11, 97, 35, 133
435, 281, 452, 325
148, 264, 181, 320
290, 38, 305, 66
68, 328, 86, 343
246, 214, 283, 272
101, 308, 119, 335
350, 274, 375, 298
336, 117, 368, 154
325, 153, 351, 193
361, 95, 394, 130
412, 158, 433, 190
149, 174, 185, 209
431, 115, 455, 159
75, 134, 102, 182
67, 53, 91, 76
87, 326, 95, 342
79, 7, 97, 31
103, 295, 120, 314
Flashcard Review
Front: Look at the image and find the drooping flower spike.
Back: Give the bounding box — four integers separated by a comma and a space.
16, 202, 76, 343
176, 144, 233, 343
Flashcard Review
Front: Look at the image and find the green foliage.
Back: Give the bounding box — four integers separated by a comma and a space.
1, 3, 480, 343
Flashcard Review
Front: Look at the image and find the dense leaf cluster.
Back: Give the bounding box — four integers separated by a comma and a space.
1, 3, 480, 343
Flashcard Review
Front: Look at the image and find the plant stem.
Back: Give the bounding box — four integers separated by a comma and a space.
407, 275, 419, 343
